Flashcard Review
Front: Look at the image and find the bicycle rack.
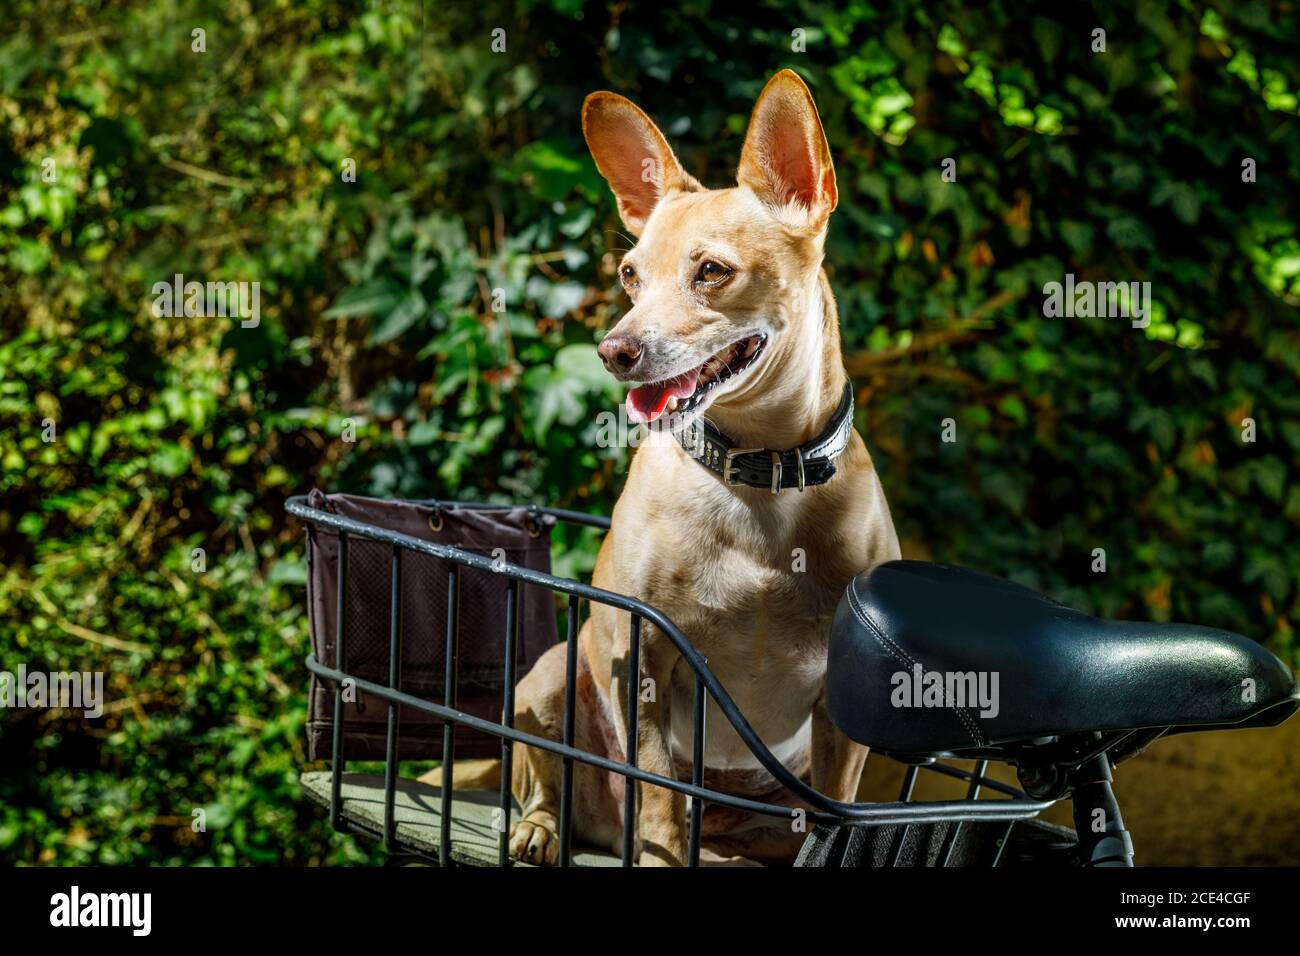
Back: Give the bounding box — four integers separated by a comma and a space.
286, 495, 1055, 867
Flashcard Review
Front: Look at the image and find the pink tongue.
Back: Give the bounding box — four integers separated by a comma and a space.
627, 369, 701, 424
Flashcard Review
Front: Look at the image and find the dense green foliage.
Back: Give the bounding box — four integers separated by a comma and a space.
1, 0, 1297, 864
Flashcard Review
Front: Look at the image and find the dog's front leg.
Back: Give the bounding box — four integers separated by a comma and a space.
811, 691, 868, 803
620, 627, 687, 866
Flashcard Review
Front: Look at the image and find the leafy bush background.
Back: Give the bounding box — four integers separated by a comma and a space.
1, 0, 1297, 864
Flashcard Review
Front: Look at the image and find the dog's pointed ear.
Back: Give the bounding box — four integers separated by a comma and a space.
736, 69, 837, 228
582, 92, 694, 236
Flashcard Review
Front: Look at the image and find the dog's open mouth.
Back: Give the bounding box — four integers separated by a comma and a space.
626, 334, 767, 425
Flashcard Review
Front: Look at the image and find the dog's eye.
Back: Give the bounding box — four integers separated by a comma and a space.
620, 264, 638, 287
695, 261, 731, 285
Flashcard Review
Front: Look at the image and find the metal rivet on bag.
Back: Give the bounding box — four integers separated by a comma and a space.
428, 512, 443, 532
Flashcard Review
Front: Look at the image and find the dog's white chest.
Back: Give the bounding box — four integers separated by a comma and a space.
657, 539, 834, 773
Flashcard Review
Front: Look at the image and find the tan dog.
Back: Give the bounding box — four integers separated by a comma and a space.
508, 70, 900, 865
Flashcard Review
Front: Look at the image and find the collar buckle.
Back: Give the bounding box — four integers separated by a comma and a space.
770, 452, 783, 494
723, 447, 763, 485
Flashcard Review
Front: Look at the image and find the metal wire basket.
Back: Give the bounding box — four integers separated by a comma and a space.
286, 495, 1055, 867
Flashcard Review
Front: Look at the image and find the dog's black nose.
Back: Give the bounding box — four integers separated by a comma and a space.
598, 332, 644, 373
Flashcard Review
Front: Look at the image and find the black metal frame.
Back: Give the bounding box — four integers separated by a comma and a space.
288, 495, 1055, 867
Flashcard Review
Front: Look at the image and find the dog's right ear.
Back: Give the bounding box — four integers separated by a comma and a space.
582, 92, 693, 236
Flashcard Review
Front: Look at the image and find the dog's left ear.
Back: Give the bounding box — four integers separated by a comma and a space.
737, 69, 837, 229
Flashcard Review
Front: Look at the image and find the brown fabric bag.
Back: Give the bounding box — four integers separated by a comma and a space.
304, 489, 557, 761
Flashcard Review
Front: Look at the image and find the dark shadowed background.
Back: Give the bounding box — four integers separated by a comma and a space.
1, 0, 1298, 864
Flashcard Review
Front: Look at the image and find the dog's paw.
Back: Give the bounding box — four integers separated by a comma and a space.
509, 813, 560, 865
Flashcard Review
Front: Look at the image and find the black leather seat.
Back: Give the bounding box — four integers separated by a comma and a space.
827, 561, 1299, 757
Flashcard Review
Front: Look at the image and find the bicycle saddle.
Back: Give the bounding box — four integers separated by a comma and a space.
826, 560, 1299, 758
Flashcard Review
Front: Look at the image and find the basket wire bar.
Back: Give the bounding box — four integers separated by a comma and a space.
439, 566, 459, 867
938, 758, 989, 866
559, 595, 580, 867
411, 499, 613, 532
288, 495, 1053, 866
329, 530, 348, 831
991, 820, 1016, 866
688, 672, 705, 867
885, 764, 920, 866
499, 581, 520, 866
382, 545, 402, 850
623, 614, 641, 866
308, 655, 1047, 822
